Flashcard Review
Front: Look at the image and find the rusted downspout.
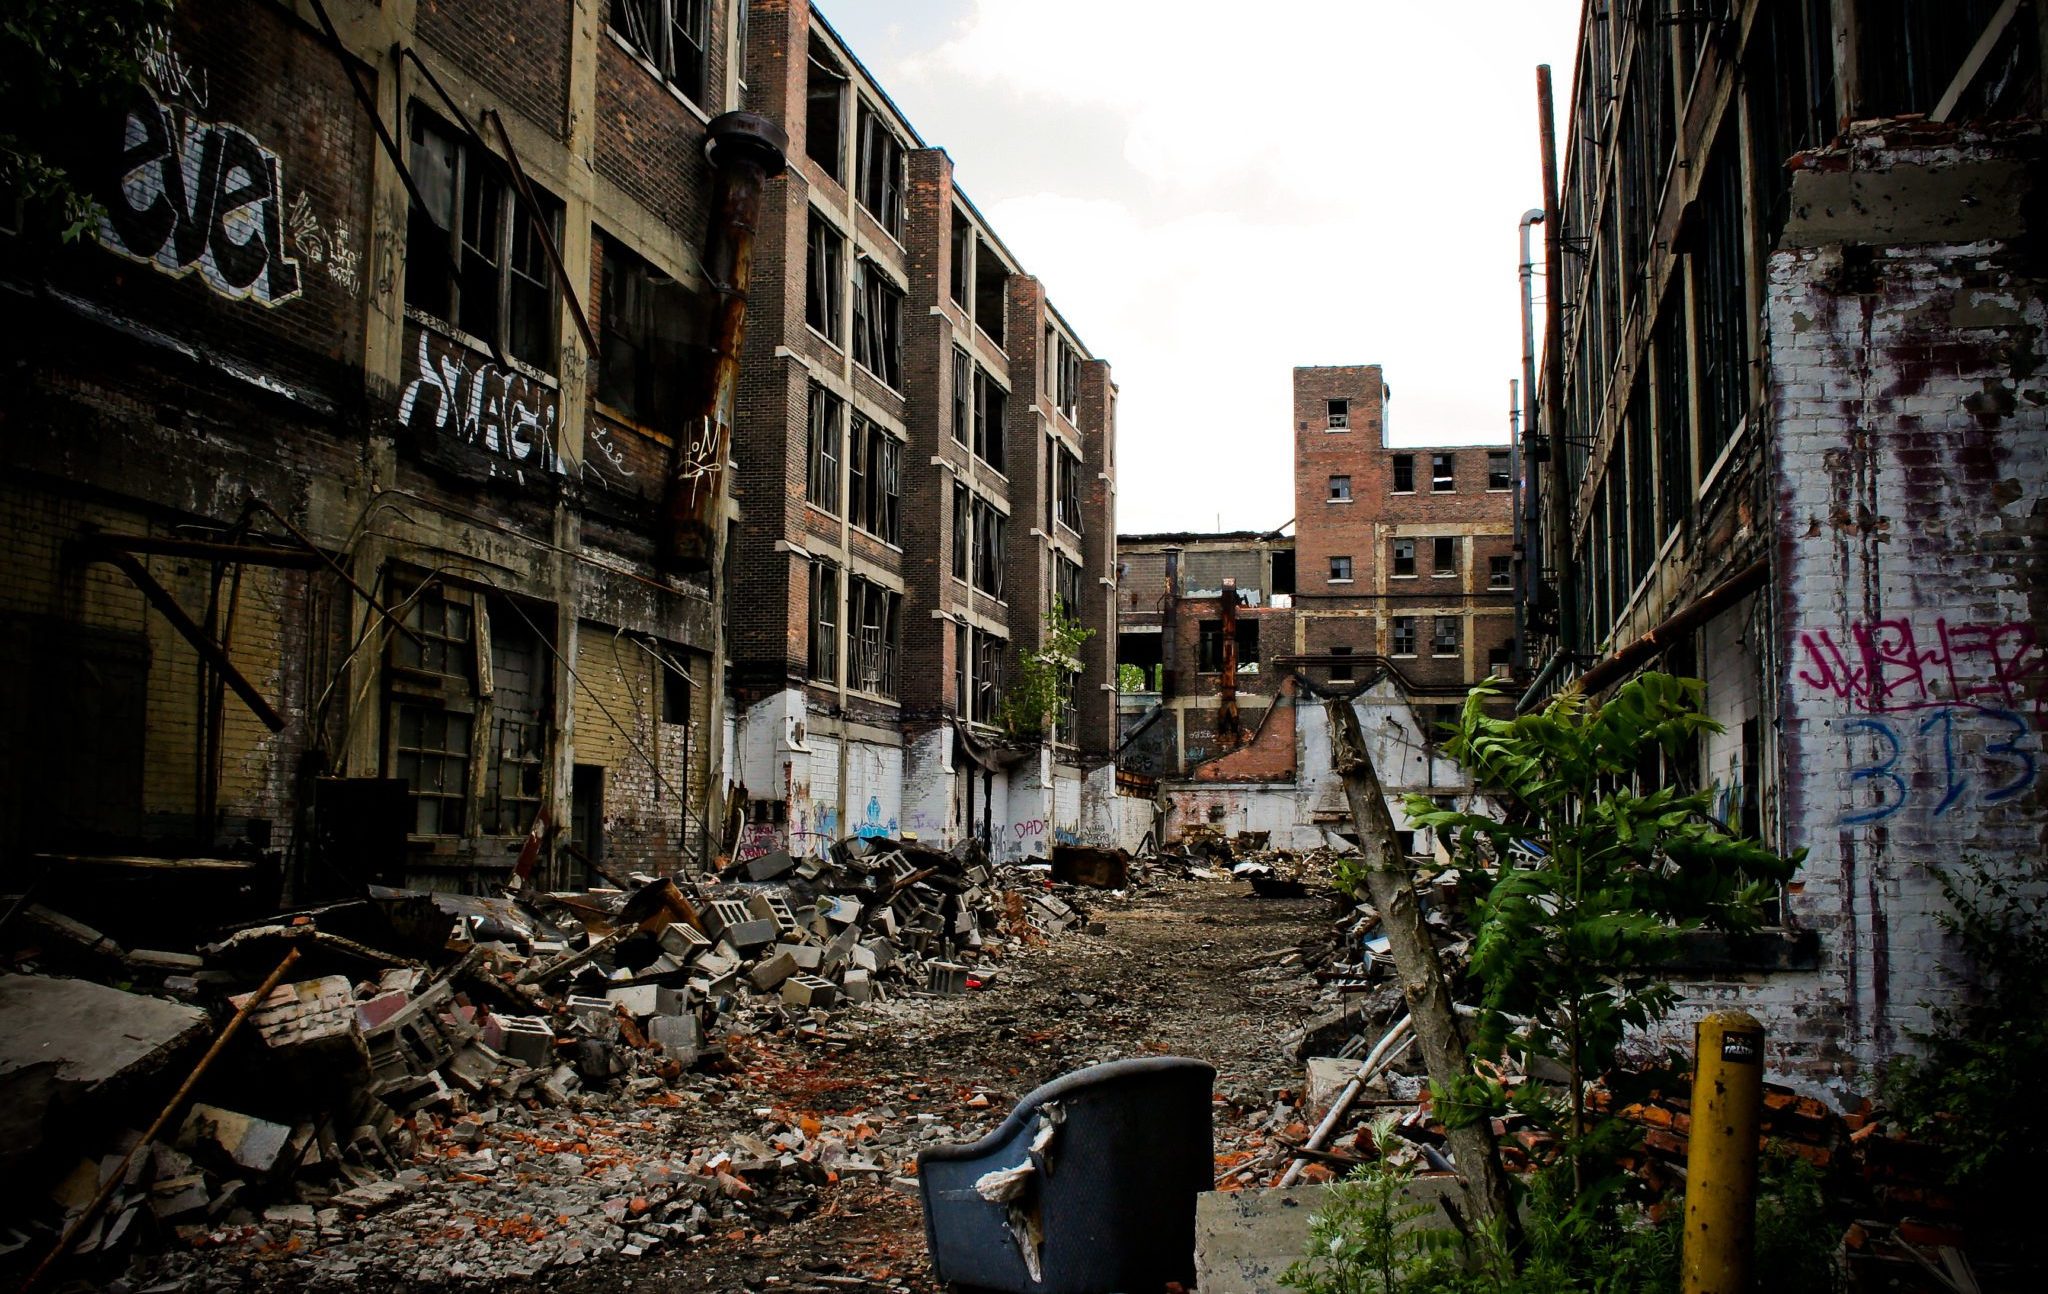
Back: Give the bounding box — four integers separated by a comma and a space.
661, 112, 788, 573
1217, 577, 1242, 750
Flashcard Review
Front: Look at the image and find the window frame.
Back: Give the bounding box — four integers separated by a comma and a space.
808, 560, 839, 684
1327, 474, 1352, 502
1431, 452, 1456, 492
1391, 454, 1415, 493
595, 232, 697, 430
608, 0, 711, 110
1327, 398, 1349, 430
804, 383, 843, 514
1432, 615, 1462, 657
1391, 538, 1416, 578
851, 257, 904, 389
1329, 554, 1354, 582
1433, 535, 1458, 577
1487, 450, 1511, 491
855, 99, 905, 240
805, 212, 845, 343
1391, 616, 1417, 657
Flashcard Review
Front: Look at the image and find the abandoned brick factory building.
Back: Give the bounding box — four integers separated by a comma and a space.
1115, 366, 1516, 854
0, 0, 1119, 919
1519, 0, 2046, 1088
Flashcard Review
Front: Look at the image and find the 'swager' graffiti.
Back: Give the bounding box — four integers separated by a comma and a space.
398, 328, 565, 475
1797, 617, 2046, 824
98, 85, 303, 307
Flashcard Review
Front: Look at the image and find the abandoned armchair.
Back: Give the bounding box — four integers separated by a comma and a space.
916, 1056, 1216, 1294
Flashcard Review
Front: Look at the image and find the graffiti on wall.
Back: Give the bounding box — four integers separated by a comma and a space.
100, 85, 302, 305
398, 328, 565, 474
1799, 616, 2045, 825
286, 190, 361, 296
1796, 616, 2048, 720
853, 796, 898, 840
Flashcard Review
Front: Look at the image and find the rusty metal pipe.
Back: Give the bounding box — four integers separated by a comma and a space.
1217, 578, 1241, 750
662, 112, 788, 572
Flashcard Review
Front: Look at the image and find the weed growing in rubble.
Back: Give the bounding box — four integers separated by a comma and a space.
1881, 856, 2048, 1269
1404, 675, 1802, 1193
1283, 1118, 1466, 1294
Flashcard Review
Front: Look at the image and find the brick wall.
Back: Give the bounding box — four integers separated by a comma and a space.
418, 0, 572, 138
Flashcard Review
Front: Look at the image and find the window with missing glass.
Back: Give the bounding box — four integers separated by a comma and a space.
597, 233, 700, 428
808, 561, 839, 683
1431, 453, 1456, 491
1391, 616, 1417, 656
1392, 538, 1416, 577
1433, 616, 1462, 656
1328, 474, 1351, 501
1327, 398, 1349, 429
855, 100, 905, 238
845, 576, 901, 696
806, 212, 844, 342
846, 414, 901, 545
1392, 454, 1414, 492
1330, 645, 1354, 681
1489, 554, 1512, 588
972, 366, 1006, 471
1433, 536, 1457, 576
609, 0, 710, 107
971, 498, 1006, 597
1056, 444, 1084, 533
1488, 450, 1511, 491
951, 481, 970, 580
852, 258, 903, 387
1329, 555, 1353, 581
805, 384, 842, 513
406, 108, 561, 372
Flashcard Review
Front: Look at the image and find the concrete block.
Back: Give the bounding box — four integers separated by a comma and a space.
840, 968, 872, 1004
703, 899, 752, 937
723, 917, 779, 952
356, 989, 410, 1031
773, 942, 823, 971
747, 890, 800, 935
178, 1104, 293, 1176
606, 984, 661, 1018
780, 974, 837, 1009
1306, 1057, 1356, 1115
234, 975, 361, 1056
150, 1173, 211, 1221
745, 850, 796, 882
496, 1015, 555, 1068
927, 961, 969, 995
659, 923, 710, 958
647, 1014, 700, 1061
818, 895, 862, 926
748, 951, 799, 992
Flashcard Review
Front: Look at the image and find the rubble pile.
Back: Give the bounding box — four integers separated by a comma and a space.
0, 835, 1095, 1286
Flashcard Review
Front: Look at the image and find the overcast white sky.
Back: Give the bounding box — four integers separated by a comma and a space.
814, 1, 1584, 535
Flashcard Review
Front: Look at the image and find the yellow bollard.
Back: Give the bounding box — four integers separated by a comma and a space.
1680, 1010, 1766, 1294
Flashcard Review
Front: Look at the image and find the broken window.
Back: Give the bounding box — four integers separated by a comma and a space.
949, 209, 971, 308
950, 346, 973, 446
972, 629, 1005, 724
1627, 377, 1655, 586
846, 414, 901, 545
1329, 555, 1353, 582
845, 576, 901, 696
480, 606, 548, 837
1488, 451, 1511, 491
1654, 292, 1691, 540
971, 498, 1006, 597
805, 383, 842, 513
1327, 398, 1349, 429
1431, 452, 1455, 492
1391, 538, 1416, 578
1391, 616, 1417, 656
1198, 619, 1259, 673
394, 704, 472, 837
808, 560, 839, 683
597, 233, 701, 428
1489, 553, 1512, 588
1857, 0, 2010, 119
851, 258, 903, 388
806, 212, 844, 342
610, 0, 710, 105
1329, 645, 1355, 681
951, 480, 970, 580
1051, 332, 1083, 422
1056, 554, 1084, 618
973, 366, 1006, 472
1328, 475, 1352, 502
660, 656, 692, 724
1056, 444, 1085, 534
1433, 616, 1462, 656
1391, 454, 1414, 493
1433, 536, 1457, 576
1693, 138, 1748, 469
805, 39, 846, 181
1270, 549, 1296, 596
384, 578, 490, 839
973, 235, 1007, 348
406, 108, 561, 372
855, 100, 904, 239
954, 623, 969, 716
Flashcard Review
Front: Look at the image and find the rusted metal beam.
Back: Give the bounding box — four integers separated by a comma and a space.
1574, 558, 1771, 697
96, 551, 287, 732
77, 533, 325, 568
1216, 578, 1242, 750
661, 112, 788, 573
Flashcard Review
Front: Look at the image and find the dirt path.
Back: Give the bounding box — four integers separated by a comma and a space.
152, 877, 1331, 1294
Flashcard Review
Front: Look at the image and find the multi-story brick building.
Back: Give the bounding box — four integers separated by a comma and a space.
724, 4, 1118, 864
1525, 1, 2045, 1090
1116, 367, 1512, 849
0, 0, 791, 905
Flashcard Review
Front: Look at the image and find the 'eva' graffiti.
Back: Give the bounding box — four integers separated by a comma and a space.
398, 327, 565, 475
98, 86, 303, 307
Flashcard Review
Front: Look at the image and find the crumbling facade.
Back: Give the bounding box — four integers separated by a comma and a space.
725, 5, 1118, 864
1526, 0, 2046, 1089
1116, 367, 1514, 852
0, 0, 779, 902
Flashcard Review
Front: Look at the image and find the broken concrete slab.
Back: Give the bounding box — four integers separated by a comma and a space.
178, 1103, 294, 1176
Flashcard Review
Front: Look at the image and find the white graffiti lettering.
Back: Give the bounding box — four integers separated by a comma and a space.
398, 329, 565, 475
97, 86, 302, 307
138, 27, 208, 109
286, 190, 361, 296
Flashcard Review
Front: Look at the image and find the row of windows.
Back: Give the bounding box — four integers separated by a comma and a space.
806, 561, 903, 697
1325, 544, 1512, 586
1325, 616, 1464, 664
1323, 452, 1511, 500
803, 385, 902, 544
806, 37, 908, 240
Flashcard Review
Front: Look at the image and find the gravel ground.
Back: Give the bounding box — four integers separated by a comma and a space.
109, 876, 1333, 1294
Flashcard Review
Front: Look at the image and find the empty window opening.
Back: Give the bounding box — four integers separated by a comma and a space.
1327, 475, 1352, 502
852, 258, 903, 387
660, 657, 692, 724
1488, 450, 1511, 491
845, 576, 901, 696
1056, 444, 1085, 534
597, 233, 700, 428
1329, 645, 1355, 682
846, 413, 901, 545
973, 235, 1007, 348
1431, 452, 1455, 492
972, 367, 1006, 472
971, 498, 1006, 597
1391, 454, 1415, 493
1270, 550, 1296, 595
1433, 536, 1457, 576
804, 39, 846, 181
949, 208, 971, 309
1199, 620, 1261, 673
808, 561, 839, 683
1327, 398, 1349, 429
804, 383, 843, 513
951, 481, 970, 581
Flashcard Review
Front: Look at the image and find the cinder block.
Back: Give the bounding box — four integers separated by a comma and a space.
781, 974, 837, 1009
927, 961, 969, 995
647, 1014, 701, 1061
606, 984, 661, 1018
748, 950, 800, 991
495, 1015, 555, 1067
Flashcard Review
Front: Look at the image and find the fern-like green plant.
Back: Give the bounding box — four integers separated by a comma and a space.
1405, 675, 1802, 1194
